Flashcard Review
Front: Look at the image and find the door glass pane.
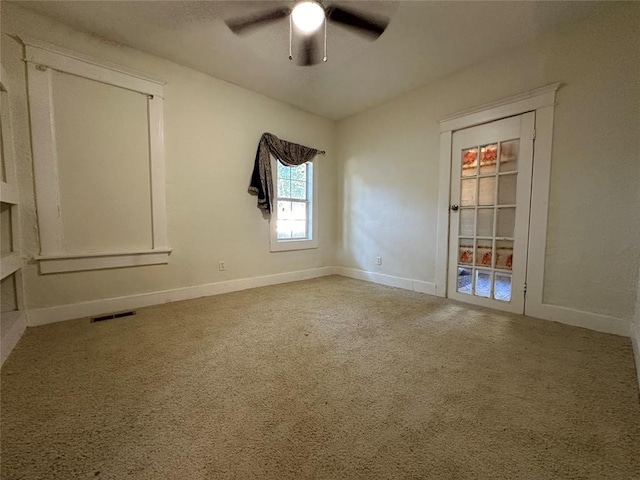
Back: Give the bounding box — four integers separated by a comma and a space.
475, 270, 492, 298
475, 239, 493, 267
462, 148, 478, 177
476, 208, 494, 237
496, 208, 515, 238
460, 179, 476, 206
496, 240, 514, 270
480, 144, 497, 175
478, 177, 495, 205
498, 174, 517, 205
459, 209, 475, 236
494, 274, 512, 302
458, 239, 474, 265
499, 140, 519, 173
457, 267, 472, 294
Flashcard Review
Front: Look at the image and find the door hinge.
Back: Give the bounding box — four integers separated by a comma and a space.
524, 283, 527, 293
532, 129, 536, 140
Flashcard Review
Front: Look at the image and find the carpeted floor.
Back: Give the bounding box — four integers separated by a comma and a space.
1, 276, 639, 479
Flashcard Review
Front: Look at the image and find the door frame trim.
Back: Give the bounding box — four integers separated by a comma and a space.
435, 83, 561, 309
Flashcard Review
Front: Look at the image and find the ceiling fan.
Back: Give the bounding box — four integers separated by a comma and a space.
224, 1, 390, 66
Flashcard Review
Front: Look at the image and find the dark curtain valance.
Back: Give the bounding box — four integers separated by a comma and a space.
248, 132, 323, 214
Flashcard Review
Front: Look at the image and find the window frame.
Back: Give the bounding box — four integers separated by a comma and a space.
21, 36, 170, 274
269, 157, 318, 252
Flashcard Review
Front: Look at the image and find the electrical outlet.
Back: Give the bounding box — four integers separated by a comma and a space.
376, 256, 382, 265
219, 261, 226, 271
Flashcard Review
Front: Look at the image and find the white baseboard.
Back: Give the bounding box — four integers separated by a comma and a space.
631, 322, 640, 395
1, 311, 27, 366
27, 266, 338, 327
335, 267, 437, 295
525, 303, 630, 338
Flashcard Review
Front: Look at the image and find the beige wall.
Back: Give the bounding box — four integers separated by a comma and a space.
2, 4, 337, 309
337, 3, 640, 321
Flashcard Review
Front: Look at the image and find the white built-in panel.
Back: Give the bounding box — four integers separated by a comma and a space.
52, 71, 153, 252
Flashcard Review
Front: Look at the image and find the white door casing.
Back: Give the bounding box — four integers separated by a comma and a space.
447, 113, 534, 314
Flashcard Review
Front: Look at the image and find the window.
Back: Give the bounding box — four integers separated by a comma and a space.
270, 158, 318, 251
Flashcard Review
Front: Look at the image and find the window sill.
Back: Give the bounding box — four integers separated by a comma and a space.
270, 238, 318, 252
36, 249, 171, 274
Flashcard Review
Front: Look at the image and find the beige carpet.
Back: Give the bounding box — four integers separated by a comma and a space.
1, 276, 639, 479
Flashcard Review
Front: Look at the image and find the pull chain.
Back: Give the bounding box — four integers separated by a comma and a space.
289, 15, 293, 60
323, 18, 328, 62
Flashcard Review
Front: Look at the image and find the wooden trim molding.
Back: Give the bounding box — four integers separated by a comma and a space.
439, 83, 561, 132
20, 36, 165, 96
25, 61, 64, 255
336, 267, 436, 295
36, 249, 172, 274
22, 37, 170, 274
434, 131, 452, 297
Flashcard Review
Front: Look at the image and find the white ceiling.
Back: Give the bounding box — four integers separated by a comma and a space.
12, 0, 610, 120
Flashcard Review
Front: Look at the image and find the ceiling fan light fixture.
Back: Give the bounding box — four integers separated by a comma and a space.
291, 1, 325, 33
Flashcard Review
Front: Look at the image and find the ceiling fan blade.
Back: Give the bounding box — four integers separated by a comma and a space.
326, 6, 389, 39
225, 7, 291, 35
298, 35, 319, 66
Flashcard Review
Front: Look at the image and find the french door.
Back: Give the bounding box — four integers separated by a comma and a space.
447, 112, 535, 314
